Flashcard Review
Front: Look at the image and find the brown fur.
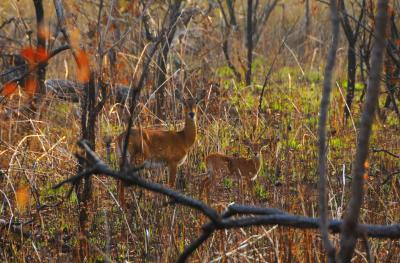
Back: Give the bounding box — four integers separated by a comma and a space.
199, 149, 264, 202
116, 96, 199, 207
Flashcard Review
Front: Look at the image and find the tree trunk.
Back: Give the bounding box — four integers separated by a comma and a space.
33, 0, 47, 97
344, 42, 356, 119
304, 0, 311, 37
339, 0, 389, 260
245, 0, 253, 87
76, 74, 96, 260
155, 1, 181, 121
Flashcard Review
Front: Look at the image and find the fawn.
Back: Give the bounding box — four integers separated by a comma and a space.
200, 144, 267, 202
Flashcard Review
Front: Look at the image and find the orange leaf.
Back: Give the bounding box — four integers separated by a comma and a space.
76, 49, 90, 83
363, 173, 369, 180
16, 185, 30, 212
20, 47, 48, 65
21, 47, 36, 64
2, 82, 18, 97
25, 76, 37, 96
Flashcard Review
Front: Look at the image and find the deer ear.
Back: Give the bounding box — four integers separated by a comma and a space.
195, 89, 206, 104
243, 139, 252, 147
175, 89, 186, 105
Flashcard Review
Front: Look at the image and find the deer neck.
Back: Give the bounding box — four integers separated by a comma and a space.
181, 116, 197, 147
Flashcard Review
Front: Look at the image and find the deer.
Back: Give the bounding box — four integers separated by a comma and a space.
116, 89, 202, 207
199, 144, 267, 202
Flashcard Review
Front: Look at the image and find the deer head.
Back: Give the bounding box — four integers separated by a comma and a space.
175, 89, 204, 121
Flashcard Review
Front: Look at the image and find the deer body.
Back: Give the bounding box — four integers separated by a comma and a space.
200, 148, 265, 202
116, 92, 200, 207
118, 121, 196, 183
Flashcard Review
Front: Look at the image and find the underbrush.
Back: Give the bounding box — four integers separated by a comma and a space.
1, 68, 399, 262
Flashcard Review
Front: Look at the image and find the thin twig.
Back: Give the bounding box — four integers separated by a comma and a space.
372, 148, 400, 159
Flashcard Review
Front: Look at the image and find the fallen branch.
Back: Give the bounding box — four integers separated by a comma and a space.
44, 79, 135, 104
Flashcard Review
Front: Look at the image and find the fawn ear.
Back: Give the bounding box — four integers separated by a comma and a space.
175, 89, 186, 105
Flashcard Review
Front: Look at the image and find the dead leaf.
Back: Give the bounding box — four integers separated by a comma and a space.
16, 185, 30, 212
76, 49, 90, 83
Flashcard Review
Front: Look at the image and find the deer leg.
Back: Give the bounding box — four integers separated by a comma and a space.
117, 180, 125, 208
236, 170, 245, 202
246, 176, 253, 194
168, 163, 177, 187
239, 177, 245, 202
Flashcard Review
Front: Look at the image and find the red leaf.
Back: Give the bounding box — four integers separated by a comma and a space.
21, 47, 36, 64
76, 49, 90, 83
20, 47, 48, 65
2, 82, 18, 97
35, 47, 48, 63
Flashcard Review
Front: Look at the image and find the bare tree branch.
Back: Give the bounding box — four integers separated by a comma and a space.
226, 0, 237, 28
339, 0, 389, 261
257, 24, 296, 116
245, 0, 253, 86
252, 0, 279, 46
222, 37, 241, 81
155, 0, 182, 120
318, 0, 340, 261
372, 148, 400, 159
33, 0, 47, 98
